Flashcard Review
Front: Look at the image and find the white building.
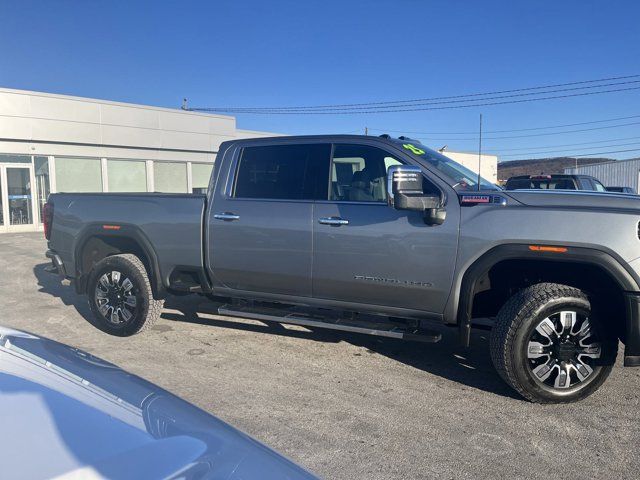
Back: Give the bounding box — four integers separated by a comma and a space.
0, 88, 275, 233
0, 88, 499, 234
566, 159, 639, 193
438, 150, 498, 185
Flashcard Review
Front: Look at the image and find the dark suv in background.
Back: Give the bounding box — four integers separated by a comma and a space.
606, 186, 636, 194
505, 174, 607, 191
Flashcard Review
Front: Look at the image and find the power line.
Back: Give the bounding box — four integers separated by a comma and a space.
367, 114, 640, 135
189, 74, 640, 112
198, 80, 640, 113
406, 120, 640, 143
192, 85, 640, 115
500, 141, 640, 158
194, 85, 640, 115
478, 120, 640, 140
489, 135, 640, 152
507, 147, 640, 160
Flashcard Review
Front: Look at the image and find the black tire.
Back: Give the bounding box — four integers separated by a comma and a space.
87, 254, 164, 336
490, 283, 618, 403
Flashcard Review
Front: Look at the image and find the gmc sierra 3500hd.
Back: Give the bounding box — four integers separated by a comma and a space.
44, 134, 640, 403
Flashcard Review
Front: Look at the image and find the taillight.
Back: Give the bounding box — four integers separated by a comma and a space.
43, 202, 54, 240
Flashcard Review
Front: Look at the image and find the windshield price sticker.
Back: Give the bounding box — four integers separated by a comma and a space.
402, 143, 425, 155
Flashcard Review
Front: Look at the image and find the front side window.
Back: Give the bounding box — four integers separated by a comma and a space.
330, 144, 400, 202
593, 179, 607, 192
234, 144, 330, 200
579, 178, 595, 190
330, 144, 439, 203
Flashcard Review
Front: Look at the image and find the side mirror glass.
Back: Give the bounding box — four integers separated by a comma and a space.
387, 165, 446, 225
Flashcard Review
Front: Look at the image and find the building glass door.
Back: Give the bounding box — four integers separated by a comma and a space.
0, 164, 37, 232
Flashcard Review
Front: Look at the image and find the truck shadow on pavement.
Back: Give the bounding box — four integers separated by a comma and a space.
33, 265, 517, 399
162, 295, 519, 400
33, 263, 98, 327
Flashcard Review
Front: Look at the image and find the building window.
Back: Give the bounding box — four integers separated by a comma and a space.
0, 154, 31, 164
154, 162, 187, 193
34, 156, 50, 223
191, 163, 213, 193
55, 157, 103, 192
107, 159, 147, 192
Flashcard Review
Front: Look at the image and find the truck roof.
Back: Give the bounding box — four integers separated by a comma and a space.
226, 133, 421, 145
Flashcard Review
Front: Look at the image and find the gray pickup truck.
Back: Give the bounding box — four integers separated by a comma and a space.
44, 134, 640, 403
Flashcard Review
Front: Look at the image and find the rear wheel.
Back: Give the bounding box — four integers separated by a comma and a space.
490, 283, 617, 403
87, 254, 164, 336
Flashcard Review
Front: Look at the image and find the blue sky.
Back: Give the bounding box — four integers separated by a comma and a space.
1, 0, 639, 160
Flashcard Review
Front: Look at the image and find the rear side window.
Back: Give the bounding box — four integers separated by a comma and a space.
234, 144, 330, 200
505, 179, 534, 190
506, 178, 576, 190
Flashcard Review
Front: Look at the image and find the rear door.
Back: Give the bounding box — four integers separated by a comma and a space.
208, 142, 331, 297
312, 142, 460, 314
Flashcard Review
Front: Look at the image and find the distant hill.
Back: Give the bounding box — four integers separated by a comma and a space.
497, 157, 614, 181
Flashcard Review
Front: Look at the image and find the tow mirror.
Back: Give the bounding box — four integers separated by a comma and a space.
387, 165, 446, 225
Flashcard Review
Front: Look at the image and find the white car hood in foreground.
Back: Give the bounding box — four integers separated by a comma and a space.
0, 327, 316, 480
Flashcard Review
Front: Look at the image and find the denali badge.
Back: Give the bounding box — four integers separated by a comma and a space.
459, 194, 507, 206
354, 275, 433, 288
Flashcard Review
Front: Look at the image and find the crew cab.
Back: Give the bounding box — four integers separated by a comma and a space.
44, 135, 640, 403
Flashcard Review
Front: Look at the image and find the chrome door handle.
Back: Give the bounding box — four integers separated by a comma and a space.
214, 212, 240, 221
318, 217, 349, 226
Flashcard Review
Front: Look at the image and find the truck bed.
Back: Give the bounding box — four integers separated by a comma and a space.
48, 192, 206, 291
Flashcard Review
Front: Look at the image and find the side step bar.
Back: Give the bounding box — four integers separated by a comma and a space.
217, 304, 442, 343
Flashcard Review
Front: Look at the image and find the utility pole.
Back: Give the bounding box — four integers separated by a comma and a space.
477, 114, 483, 191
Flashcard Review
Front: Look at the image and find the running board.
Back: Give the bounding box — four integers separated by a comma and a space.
217, 304, 442, 343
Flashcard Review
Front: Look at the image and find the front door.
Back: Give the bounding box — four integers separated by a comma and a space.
209, 142, 331, 298
312, 143, 459, 314
0, 165, 37, 233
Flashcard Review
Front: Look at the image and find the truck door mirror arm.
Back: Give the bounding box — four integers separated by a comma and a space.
387, 165, 446, 226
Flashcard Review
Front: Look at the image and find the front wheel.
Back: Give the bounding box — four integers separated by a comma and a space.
490, 283, 618, 403
87, 254, 164, 336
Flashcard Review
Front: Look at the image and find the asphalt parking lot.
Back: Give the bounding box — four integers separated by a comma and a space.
1, 232, 639, 479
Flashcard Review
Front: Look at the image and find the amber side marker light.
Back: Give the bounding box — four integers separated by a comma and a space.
528, 245, 567, 253
102, 225, 121, 231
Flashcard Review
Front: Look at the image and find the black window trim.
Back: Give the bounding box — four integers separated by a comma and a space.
225, 139, 445, 205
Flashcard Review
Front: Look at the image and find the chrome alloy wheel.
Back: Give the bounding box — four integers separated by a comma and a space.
527, 310, 602, 389
95, 270, 138, 325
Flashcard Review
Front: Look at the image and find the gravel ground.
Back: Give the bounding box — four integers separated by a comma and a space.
1, 232, 639, 479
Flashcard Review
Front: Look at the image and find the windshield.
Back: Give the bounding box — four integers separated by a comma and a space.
393, 140, 500, 191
